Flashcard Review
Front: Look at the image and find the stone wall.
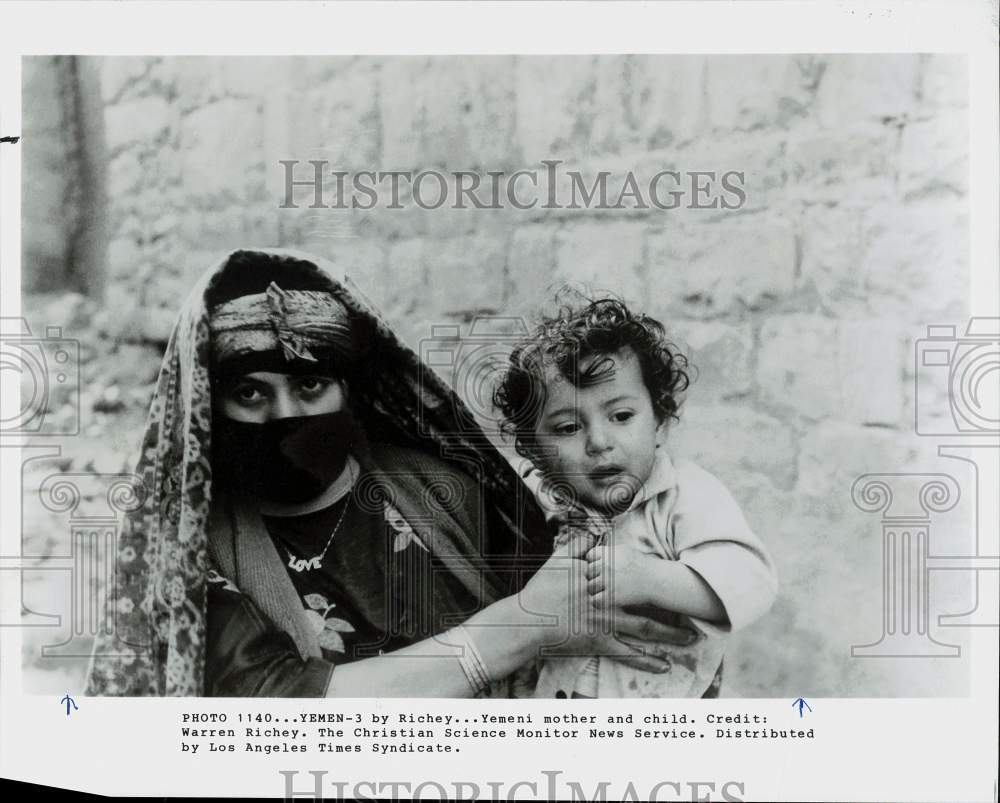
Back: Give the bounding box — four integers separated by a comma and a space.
23, 54, 973, 696
22, 56, 106, 295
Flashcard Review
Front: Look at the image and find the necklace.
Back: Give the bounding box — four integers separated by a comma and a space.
282, 496, 351, 573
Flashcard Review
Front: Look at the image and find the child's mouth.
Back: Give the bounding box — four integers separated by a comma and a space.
590, 465, 625, 482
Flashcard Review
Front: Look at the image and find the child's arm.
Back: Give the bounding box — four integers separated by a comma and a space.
586, 459, 778, 634
585, 542, 730, 624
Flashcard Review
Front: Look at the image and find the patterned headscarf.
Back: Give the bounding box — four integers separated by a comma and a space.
209, 280, 355, 366
85, 248, 547, 697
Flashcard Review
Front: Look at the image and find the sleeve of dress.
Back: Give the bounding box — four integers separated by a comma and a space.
669, 460, 779, 638
205, 572, 334, 697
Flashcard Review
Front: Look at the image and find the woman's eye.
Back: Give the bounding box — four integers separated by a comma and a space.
297, 377, 332, 397
232, 385, 264, 405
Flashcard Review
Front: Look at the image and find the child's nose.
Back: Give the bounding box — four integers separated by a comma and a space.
585, 424, 613, 454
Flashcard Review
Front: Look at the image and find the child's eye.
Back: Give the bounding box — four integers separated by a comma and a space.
552, 421, 581, 436
611, 410, 635, 423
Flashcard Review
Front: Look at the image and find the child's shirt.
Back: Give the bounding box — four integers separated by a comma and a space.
532, 448, 778, 698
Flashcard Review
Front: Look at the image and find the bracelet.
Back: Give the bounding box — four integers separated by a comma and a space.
454, 625, 491, 697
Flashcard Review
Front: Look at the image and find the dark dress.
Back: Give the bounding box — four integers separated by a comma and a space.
205, 479, 484, 696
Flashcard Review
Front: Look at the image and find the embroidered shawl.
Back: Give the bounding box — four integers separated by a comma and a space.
85, 248, 546, 697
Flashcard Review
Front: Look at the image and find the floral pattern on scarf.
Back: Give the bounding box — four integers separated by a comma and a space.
85, 248, 545, 697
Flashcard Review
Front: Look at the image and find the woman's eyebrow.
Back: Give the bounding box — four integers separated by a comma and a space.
221, 375, 269, 391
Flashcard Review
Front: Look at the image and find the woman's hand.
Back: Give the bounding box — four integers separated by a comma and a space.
517, 539, 592, 646
519, 539, 698, 674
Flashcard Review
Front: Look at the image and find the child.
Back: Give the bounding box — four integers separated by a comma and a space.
493, 295, 778, 698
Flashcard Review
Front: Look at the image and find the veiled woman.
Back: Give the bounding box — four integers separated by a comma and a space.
85, 248, 690, 697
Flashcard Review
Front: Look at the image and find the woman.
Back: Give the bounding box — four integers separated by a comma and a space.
85, 248, 692, 697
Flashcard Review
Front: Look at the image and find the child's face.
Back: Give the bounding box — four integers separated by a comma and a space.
534, 347, 663, 515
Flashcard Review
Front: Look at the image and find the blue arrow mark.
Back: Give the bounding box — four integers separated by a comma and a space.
792, 698, 812, 718
60, 694, 78, 716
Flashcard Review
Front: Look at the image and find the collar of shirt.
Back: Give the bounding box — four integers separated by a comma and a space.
616, 446, 678, 518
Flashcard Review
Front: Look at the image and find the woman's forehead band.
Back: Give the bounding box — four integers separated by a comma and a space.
209, 281, 352, 364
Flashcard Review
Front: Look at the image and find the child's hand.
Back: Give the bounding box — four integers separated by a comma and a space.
585, 541, 655, 609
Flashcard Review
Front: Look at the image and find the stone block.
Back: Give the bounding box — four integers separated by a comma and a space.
506, 224, 559, 310
348, 173, 430, 241
179, 98, 264, 203
104, 96, 172, 152
815, 54, 920, 127
626, 55, 706, 148
380, 57, 430, 168
669, 320, 754, 399
784, 123, 896, 203
106, 150, 144, 198
576, 55, 692, 154
263, 87, 292, 201
649, 218, 796, 316
28, 292, 93, 335
100, 57, 156, 104
667, 130, 786, 215
107, 236, 143, 282
218, 57, 293, 99
797, 203, 866, 313
288, 59, 379, 170
668, 403, 798, 490
515, 56, 596, 159
538, 156, 656, 216
757, 314, 840, 421
21, 225, 69, 293
23, 57, 71, 133
705, 55, 821, 132
919, 54, 968, 110
177, 207, 263, 254
587, 56, 640, 154
795, 420, 935, 517
140, 306, 179, 344
327, 238, 387, 302
104, 343, 163, 385
169, 58, 225, 112
176, 250, 226, 295
384, 238, 428, 318
859, 198, 969, 322
555, 221, 646, 304
21, 117, 75, 290
757, 315, 906, 426
427, 233, 507, 314
419, 177, 484, 239
95, 284, 144, 341
325, 236, 387, 286
836, 320, 906, 426
899, 113, 968, 199
422, 57, 517, 169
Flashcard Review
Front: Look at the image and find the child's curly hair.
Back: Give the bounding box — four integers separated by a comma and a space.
493, 294, 692, 458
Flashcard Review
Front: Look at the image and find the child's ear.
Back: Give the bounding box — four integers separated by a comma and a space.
654, 416, 669, 447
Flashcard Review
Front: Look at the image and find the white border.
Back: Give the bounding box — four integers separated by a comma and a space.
1, 2, 998, 800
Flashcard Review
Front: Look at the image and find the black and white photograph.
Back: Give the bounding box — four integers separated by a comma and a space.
1, 2, 997, 800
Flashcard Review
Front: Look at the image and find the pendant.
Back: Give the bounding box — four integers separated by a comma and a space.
287, 555, 323, 572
